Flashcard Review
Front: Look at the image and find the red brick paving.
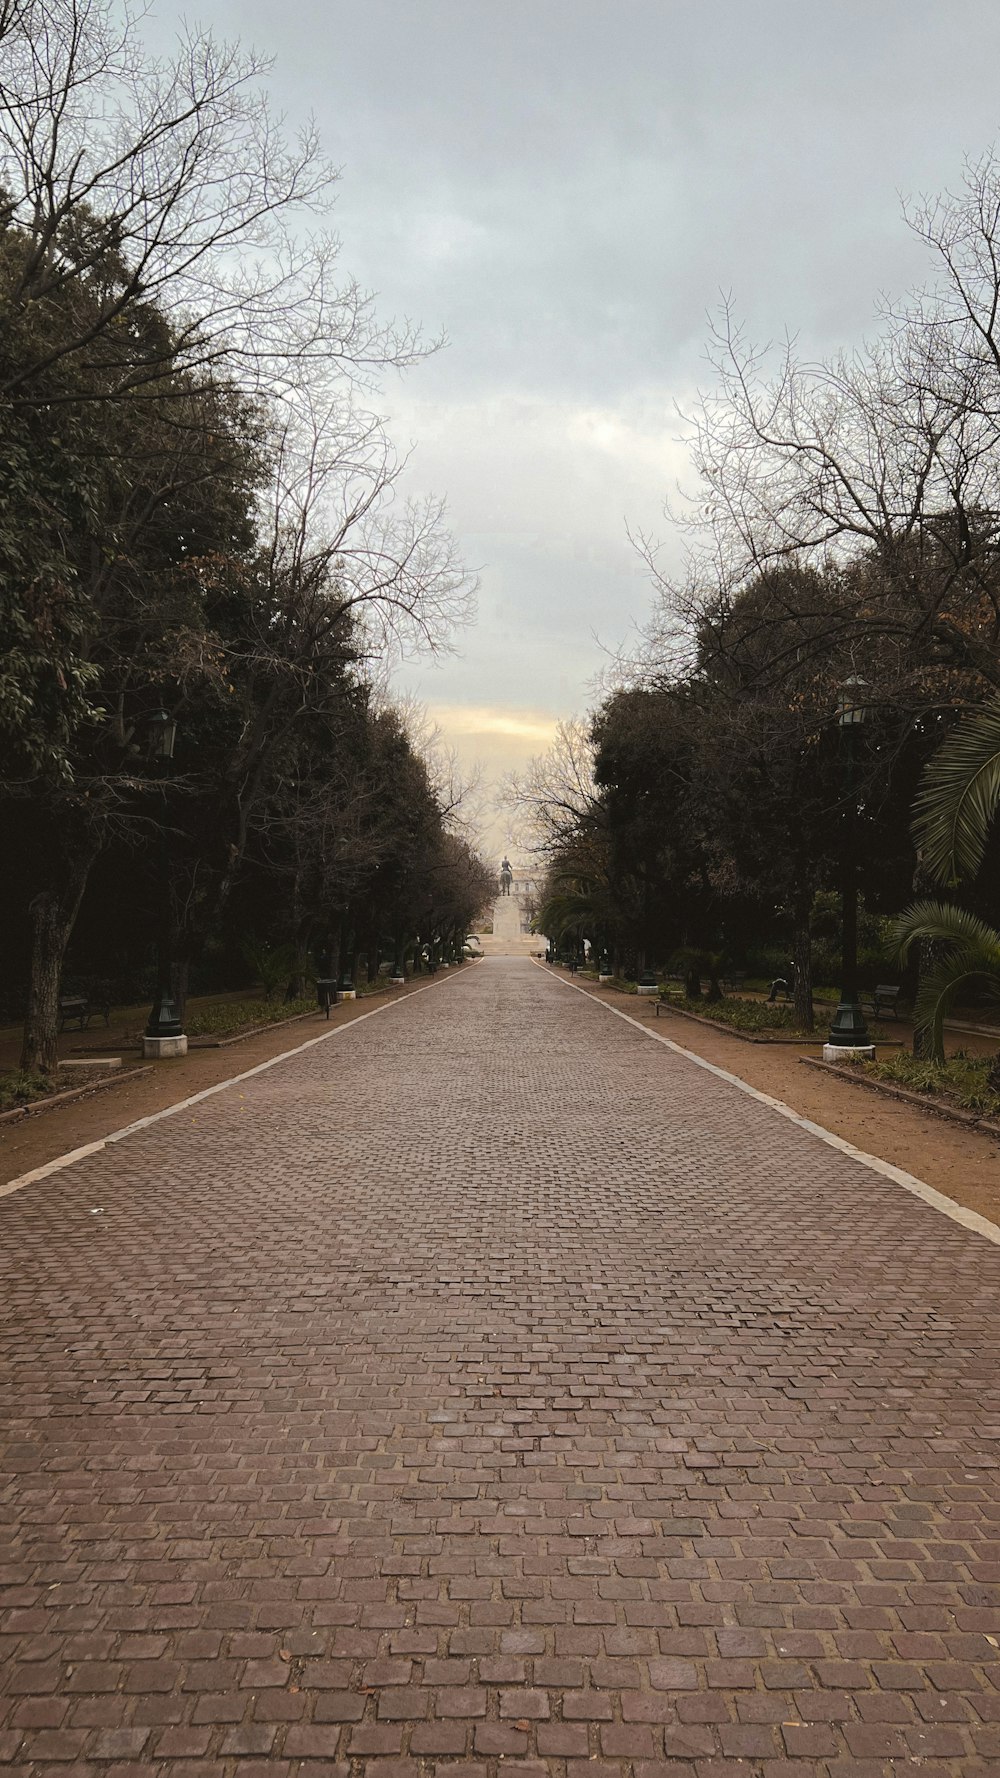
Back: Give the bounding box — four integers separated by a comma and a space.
2, 956, 1000, 1776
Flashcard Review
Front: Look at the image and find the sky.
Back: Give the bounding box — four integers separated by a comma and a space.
154, 0, 1000, 853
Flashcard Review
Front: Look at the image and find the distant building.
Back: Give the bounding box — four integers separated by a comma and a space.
495, 862, 540, 898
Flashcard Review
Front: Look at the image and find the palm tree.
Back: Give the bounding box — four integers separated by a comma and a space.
893, 901, 1000, 1063
911, 696, 1000, 883
894, 696, 1000, 1062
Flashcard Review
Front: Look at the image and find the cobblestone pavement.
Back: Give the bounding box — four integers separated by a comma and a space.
3, 957, 1000, 1778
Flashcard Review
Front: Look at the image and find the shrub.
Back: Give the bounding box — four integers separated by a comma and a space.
665, 995, 804, 1033
0, 1071, 53, 1112
184, 995, 316, 1037
850, 1049, 1000, 1116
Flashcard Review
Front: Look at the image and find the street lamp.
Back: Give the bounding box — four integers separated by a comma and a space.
145, 707, 177, 762
824, 675, 875, 1061
142, 708, 187, 1059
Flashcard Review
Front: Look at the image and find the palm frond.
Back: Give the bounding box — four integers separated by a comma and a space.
892, 899, 1000, 963
910, 948, 1000, 1063
538, 891, 603, 941
913, 696, 1000, 883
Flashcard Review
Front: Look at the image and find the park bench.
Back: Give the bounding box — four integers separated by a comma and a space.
861, 983, 903, 1020
58, 995, 90, 1031
58, 981, 113, 1031
721, 969, 747, 993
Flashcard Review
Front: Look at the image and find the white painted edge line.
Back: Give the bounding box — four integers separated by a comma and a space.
0, 969, 470, 1203
538, 962, 1000, 1251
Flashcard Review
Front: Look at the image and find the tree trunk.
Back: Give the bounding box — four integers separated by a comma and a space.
289, 924, 312, 999
792, 883, 814, 1033
20, 841, 100, 1076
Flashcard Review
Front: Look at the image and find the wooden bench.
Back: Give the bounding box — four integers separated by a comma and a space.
58, 995, 91, 1031
861, 983, 902, 1020
58, 983, 113, 1031
721, 970, 747, 994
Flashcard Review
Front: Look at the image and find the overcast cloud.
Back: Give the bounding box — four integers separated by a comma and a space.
155, 1, 1000, 846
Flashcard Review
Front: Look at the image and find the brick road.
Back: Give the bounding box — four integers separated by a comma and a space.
2, 957, 1000, 1778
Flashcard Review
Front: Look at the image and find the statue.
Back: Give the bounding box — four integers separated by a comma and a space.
499, 855, 513, 896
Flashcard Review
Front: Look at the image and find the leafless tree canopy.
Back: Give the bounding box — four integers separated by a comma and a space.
502, 720, 599, 857
635, 152, 1000, 710
0, 0, 427, 406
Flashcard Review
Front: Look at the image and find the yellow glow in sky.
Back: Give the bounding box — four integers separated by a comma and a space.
427, 704, 559, 745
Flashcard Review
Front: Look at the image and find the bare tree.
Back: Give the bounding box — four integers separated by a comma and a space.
391, 695, 487, 841
0, 0, 426, 408
502, 719, 600, 858
636, 152, 1000, 709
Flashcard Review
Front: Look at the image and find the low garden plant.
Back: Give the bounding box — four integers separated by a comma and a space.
169, 995, 317, 1040
848, 1048, 1000, 1116
176, 971, 424, 1039
663, 994, 804, 1033
0, 1071, 56, 1113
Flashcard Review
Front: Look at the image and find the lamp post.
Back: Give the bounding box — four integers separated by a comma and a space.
142, 709, 188, 1059
823, 676, 875, 1061
390, 927, 407, 985
338, 925, 357, 1000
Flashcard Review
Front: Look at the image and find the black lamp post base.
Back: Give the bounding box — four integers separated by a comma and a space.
142, 988, 185, 1052
827, 999, 871, 1047
824, 998, 874, 1062
144, 988, 187, 1057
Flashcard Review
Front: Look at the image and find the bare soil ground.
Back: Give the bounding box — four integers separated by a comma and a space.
557, 969, 1000, 1231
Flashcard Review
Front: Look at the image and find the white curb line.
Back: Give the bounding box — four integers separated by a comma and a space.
0, 970, 467, 1203
539, 963, 1000, 1250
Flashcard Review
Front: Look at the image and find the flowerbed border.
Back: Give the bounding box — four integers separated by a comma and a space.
801, 1055, 1000, 1142
0, 1065, 155, 1126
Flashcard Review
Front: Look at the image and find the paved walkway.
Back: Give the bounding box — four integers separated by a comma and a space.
2, 958, 1000, 1777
